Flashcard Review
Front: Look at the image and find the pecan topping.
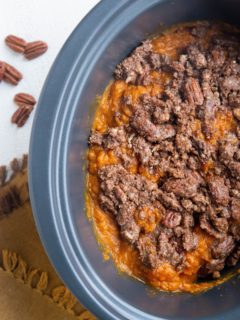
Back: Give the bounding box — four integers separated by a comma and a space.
11, 105, 33, 127
24, 41, 48, 60
14, 93, 36, 107
1, 62, 23, 85
89, 22, 240, 282
5, 35, 27, 53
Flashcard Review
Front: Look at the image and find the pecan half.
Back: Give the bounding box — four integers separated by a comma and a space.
5, 35, 27, 53
11, 105, 33, 127
2, 62, 22, 85
184, 77, 204, 105
0, 61, 5, 81
14, 93, 36, 107
24, 41, 48, 60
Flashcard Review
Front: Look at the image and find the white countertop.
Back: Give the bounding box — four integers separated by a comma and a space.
0, 0, 99, 165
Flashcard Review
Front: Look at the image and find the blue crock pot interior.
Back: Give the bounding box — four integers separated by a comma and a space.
30, 0, 240, 319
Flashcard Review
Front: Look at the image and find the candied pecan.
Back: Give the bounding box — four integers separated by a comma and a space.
103, 127, 127, 149
208, 176, 229, 206
24, 40, 48, 60
3, 62, 22, 85
162, 210, 182, 228
187, 45, 207, 69
181, 199, 194, 212
158, 230, 184, 267
184, 77, 204, 105
114, 40, 157, 84
210, 46, 226, 67
219, 134, 238, 164
5, 34, 27, 53
121, 219, 140, 244
11, 105, 34, 127
182, 229, 198, 251
131, 108, 176, 142
200, 213, 223, 239
163, 170, 202, 198
14, 93, 36, 107
158, 192, 182, 211
199, 259, 225, 276
199, 81, 219, 139
131, 136, 152, 165
175, 134, 192, 153
211, 236, 235, 260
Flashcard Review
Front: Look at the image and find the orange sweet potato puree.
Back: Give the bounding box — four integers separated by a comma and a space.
86, 22, 235, 293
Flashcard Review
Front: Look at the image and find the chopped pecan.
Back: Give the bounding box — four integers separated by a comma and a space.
5, 35, 27, 53
14, 93, 36, 107
11, 105, 34, 127
2, 62, 22, 85
24, 41, 48, 60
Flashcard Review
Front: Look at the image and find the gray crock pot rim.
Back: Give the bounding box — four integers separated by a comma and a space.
29, 1, 240, 319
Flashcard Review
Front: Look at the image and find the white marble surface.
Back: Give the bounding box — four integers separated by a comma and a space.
0, 0, 99, 165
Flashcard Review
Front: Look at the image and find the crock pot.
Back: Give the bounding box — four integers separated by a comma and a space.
29, 0, 240, 319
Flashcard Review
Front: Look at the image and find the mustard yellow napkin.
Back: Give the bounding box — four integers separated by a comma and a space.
0, 156, 96, 320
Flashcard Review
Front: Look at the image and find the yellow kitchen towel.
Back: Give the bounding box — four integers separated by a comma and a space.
0, 155, 96, 320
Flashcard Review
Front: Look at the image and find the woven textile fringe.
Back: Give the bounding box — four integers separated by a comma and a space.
1, 249, 96, 319
0, 154, 96, 320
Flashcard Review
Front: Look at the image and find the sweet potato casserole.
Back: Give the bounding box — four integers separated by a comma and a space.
87, 21, 240, 293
